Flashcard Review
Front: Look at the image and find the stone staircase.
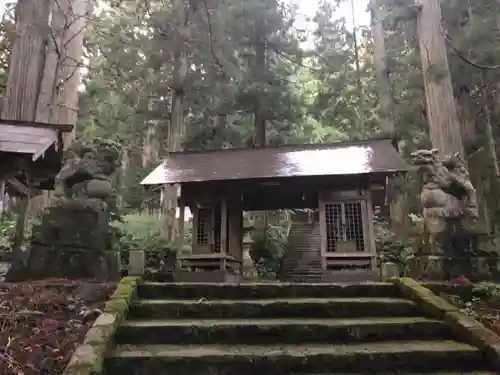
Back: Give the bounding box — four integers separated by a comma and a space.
280, 221, 324, 282
104, 282, 495, 374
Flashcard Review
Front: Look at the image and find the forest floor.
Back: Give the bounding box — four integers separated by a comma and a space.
0, 279, 116, 375
439, 282, 500, 336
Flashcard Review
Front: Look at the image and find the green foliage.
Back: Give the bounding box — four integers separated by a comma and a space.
113, 213, 192, 268
374, 216, 415, 275
0, 213, 15, 254
250, 224, 288, 278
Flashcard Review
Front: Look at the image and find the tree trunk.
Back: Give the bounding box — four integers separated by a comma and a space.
370, 0, 407, 231
482, 78, 500, 177
56, 0, 91, 146
253, 19, 266, 148
32, 0, 91, 213
351, 0, 365, 132
370, 0, 394, 135
415, 0, 464, 158
2, 0, 50, 120
162, 0, 189, 243
2, 0, 52, 259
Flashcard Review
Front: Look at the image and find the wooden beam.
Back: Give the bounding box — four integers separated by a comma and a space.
0, 118, 73, 132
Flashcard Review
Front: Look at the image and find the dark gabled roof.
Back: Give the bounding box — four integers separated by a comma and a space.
141, 138, 409, 185
0, 119, 73, 161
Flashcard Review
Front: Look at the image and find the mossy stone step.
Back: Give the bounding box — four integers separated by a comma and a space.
115, 316, 450, 345
130, 297, 420, 319
104, 341, 488, 375
137, 282, 399, 300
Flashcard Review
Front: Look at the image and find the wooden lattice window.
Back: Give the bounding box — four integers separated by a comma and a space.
325, 201, 365, 252
196, 208, 211, 245
325, 203, 342, 252
344, 202, 365, 252
213, 207, 221, 253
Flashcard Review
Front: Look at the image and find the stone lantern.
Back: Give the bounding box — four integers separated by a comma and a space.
242, 226, 256, 278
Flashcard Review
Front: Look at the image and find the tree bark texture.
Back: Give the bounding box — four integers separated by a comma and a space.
2, 0, 51, 121
370, 0, 394, 135
416, 0, 464, 158
162, 0, 190, 243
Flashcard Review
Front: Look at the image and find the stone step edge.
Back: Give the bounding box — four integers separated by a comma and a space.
107, 340, 479, 359
133, 297, 416, 305
139, 282, 394, 287
120, 316, 441, 328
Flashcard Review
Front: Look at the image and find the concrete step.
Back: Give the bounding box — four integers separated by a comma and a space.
115, 316, 450, 345
104, 341, 488, 374
137, 282, 400, 300
129, 297, 420, 319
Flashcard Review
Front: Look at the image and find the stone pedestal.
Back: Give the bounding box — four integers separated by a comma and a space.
381, 262, 400, 281
408, 255, 500, 281
129, 250, 145, 276
5, 197, 120, 281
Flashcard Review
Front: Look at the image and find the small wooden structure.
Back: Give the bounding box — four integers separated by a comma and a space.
0, 119, 72, 197
141, 138, 409, 282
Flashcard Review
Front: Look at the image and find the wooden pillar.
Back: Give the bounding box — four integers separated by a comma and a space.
318, 191, 327, 270
0, 180, 5, 215
191, 205, 199, 250
366, 190, 377, 270
176, 198, 185, 248
220, 198, 228, 255
228, 202, 243, 261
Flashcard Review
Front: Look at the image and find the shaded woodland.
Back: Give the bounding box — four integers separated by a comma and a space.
0, 0, 499, 270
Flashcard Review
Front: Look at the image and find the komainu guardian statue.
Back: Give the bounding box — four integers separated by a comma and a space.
5, 139, 121, 281
410, 148, 478, 255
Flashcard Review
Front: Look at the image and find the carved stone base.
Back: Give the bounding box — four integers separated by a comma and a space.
5, 197, 119, 281
408, 255, 500, 281
5, 246, 120, 281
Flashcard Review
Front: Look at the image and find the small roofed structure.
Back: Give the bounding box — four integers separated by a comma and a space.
141, 137, 409, 282
0, 119, 73, 197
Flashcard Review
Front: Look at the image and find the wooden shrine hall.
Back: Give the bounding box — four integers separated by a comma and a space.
141, 137, 409, 282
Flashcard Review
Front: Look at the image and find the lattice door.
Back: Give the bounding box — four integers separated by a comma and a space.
344, 202, 365, 252
325, 203, 343, 252
196, 208, 212, 245
324, 201, 365, 252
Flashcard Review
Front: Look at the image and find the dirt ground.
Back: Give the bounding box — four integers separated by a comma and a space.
0, 279, 115, 375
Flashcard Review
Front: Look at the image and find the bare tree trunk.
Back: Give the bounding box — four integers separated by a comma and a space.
415, 0, 464, 158
162, 0, 189, 243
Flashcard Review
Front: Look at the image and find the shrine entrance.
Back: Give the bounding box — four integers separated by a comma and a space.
141, 138, 408, 282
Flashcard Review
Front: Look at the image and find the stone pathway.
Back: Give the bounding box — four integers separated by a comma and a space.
103, 282, 497, 374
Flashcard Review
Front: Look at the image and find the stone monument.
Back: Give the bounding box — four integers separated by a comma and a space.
409, 148, 500, 280
5, 139, 121, 281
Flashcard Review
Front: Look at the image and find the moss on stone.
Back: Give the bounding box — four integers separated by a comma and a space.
392, 277, 500, 372
393, 277, 458, 319
62, 276, 141, 375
